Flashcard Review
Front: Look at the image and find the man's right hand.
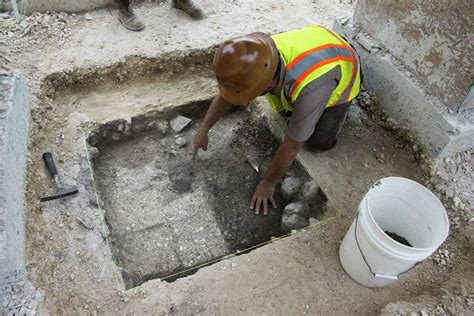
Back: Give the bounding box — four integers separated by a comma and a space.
192, 127, 209, 157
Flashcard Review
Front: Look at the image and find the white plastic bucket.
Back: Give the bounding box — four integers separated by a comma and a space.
339, 177, 449, 287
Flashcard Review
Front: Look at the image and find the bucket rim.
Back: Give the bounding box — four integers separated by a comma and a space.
365, 177, 449, 252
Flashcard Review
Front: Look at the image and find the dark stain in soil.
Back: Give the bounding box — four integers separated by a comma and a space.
385, 231, 412, 247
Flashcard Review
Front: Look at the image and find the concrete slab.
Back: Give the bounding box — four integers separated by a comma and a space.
334, 17, 474, 159
0, 71, 30, 298
40, 0, 354, 75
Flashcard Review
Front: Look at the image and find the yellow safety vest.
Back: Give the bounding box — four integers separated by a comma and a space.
265, 25, 361, 112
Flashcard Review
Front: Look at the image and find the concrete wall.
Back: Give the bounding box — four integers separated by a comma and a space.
353, 0, 473, 111
0, 71, 30, 298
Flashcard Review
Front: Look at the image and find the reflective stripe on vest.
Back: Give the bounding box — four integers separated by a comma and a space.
284, 44, 353, 98
323, 27, 360, 106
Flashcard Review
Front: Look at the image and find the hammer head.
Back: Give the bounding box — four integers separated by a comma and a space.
40, 187, 79, 202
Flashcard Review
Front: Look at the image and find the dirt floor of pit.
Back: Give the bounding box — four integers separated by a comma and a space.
2, 0, 471, 314
92, 110, 325, 288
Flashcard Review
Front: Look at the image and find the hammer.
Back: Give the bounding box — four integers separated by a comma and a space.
40, 152, 78, 202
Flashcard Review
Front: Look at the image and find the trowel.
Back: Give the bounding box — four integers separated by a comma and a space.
245, 154, 260, 173
40, 152, 78, 202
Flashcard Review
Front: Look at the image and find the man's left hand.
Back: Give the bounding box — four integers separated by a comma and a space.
250, 179, 277, 215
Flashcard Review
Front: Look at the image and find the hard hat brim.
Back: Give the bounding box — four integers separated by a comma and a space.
217, 33, 279, 105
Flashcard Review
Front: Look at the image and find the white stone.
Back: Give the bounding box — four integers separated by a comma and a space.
283, 202, 309, 216
280, 176, 302, 201
299, 181, 319, 201
281, 213, 309, 231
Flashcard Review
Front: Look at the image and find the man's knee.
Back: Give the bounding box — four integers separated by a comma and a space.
307, 138, 338, 152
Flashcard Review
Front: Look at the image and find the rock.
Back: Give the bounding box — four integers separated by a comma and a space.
299, 181, 319, 201
175, 137, 187, 148
88, 146, 100, 159
455, 285, 468, 297
70, 274, 75, 281
453, 196, 462, 208
0, 12, 11, 19
169, 115, 192, 133
281, 213, 309, 231
159, 139, 169, 147
84, 13, 93, 20
385, 117, 397, 127
156, 121, 169, 135
374, 152, 385, 163
280, 176, 302, 201
283, 202, 309, 217
420, 309, 429, 316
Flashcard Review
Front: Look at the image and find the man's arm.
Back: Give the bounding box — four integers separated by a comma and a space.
250, 135, 303, 215
193, 94, 233, 156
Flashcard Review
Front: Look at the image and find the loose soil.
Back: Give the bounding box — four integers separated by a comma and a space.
385, 231, 412, 247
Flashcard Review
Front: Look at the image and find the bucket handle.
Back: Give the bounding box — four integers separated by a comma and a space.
354, 212, 419, 280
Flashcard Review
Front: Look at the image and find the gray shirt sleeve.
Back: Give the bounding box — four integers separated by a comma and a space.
286, 67, 341, 142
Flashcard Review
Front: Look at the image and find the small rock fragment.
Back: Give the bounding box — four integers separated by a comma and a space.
453, 196, 462, 208
84, 13, 93, 20
156, 121, 169, 135
175, 137, 187, 148
374, 152, 385, 163
88, 146, 100, 159
385, 117, 397, 128
76, 217, 93, 230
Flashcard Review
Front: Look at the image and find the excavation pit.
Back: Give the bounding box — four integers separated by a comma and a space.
88, 105, 327, 289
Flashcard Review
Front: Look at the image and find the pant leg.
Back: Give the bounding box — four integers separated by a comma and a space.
115, 0, 130, 10
306, 101, 351, 151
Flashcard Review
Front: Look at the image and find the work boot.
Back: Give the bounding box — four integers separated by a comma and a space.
172, 0, 204, 19
118, 6, 145, 31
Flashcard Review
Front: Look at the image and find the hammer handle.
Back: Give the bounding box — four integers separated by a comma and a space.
42, 152, 58, 178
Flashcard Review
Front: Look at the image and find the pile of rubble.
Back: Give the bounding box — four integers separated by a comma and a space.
0, 10, 78, 71
1, 280, 43, 315
356, 90, 473, 231
381, 284, 473, 316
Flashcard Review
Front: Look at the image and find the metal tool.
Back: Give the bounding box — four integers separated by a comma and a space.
245, 154, 260, 173
40, 152, 78, 202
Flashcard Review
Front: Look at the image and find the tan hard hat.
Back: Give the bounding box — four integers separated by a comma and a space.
213, 32, 279, 105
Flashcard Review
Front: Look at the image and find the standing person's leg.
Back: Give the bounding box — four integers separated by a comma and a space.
172, 0, 204, 18
306, 102, 351, 151
116, 0, 145, 31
